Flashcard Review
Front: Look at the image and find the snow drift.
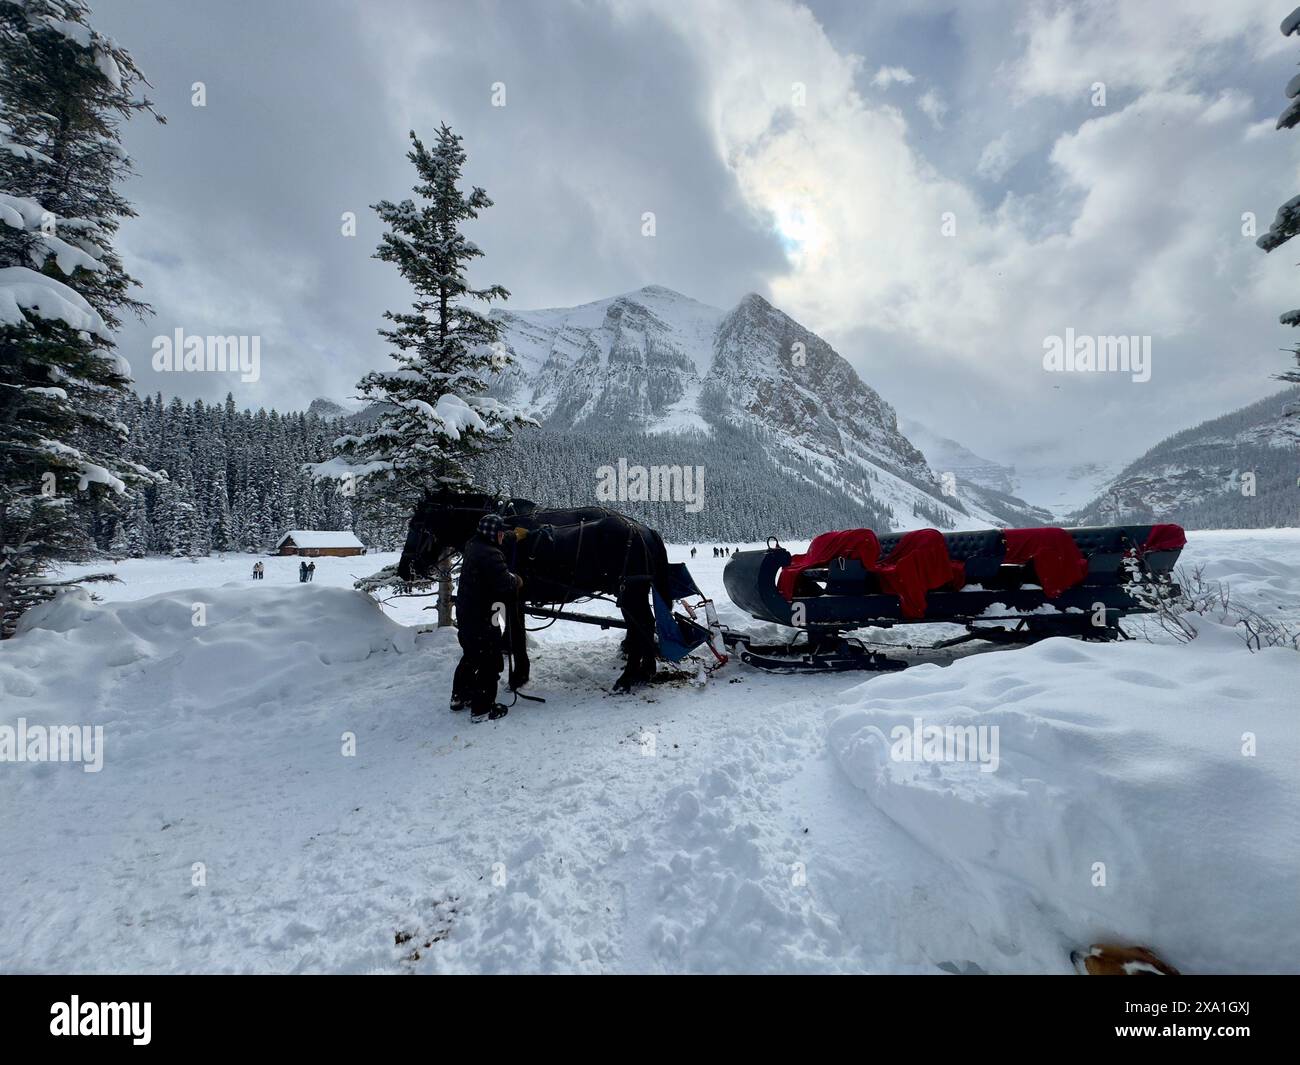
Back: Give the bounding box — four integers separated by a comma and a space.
4, 584, 414, 729
828, 622, 1300, 974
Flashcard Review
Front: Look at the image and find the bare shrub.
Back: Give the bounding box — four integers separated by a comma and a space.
1123, 559, 1299, 652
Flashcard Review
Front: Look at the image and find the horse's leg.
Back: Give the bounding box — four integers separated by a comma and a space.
632, 591, 658, 681
614, 584, 657, 691
506, 599, 530, 690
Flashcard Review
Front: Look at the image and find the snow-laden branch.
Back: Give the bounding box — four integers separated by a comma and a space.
399, 392, 488, 440
305, 456, 393, 482
35, 438, 126, 493
0, 266, 110, 337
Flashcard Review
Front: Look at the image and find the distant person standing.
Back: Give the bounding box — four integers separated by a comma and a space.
299, 559, 308, 583
690, 547, 696, 559
307, 561, 316, 582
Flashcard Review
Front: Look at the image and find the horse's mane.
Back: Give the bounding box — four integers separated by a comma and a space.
418, 490, 538, 517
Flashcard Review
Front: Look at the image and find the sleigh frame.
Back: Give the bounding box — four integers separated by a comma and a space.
719, 525, 1185, 673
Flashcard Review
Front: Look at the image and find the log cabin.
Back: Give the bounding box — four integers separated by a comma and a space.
273, 530, 366, 557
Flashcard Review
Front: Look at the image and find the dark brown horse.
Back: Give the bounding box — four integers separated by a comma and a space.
396, 492, 673, 691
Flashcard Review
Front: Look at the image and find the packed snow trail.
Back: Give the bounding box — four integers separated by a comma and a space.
0, 586, 876, 972
1, 532, 1297, 973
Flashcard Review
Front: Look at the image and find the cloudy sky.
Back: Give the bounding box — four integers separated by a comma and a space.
94, 0, 1300, 468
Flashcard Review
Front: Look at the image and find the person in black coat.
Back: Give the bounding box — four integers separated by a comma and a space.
451, 513, 522, 722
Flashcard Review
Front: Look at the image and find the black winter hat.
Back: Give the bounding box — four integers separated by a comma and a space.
477, 513, 505, 538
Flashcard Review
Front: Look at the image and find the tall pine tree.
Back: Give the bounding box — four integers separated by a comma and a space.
1256, 6, 1300, 416
0, 0, 163, 636
328, 124, 530, 622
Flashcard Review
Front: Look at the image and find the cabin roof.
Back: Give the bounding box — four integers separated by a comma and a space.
274, 530, 365, 549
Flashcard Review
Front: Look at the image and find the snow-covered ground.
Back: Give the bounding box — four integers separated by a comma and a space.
1, 531, 1297, 973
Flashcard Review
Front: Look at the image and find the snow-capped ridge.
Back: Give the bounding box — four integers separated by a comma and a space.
1075, 387, 1300, 528
485, 285, 1043, 529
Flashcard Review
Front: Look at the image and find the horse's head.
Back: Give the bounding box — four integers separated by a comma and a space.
395, 490, 539, 581
396, 494, 476, 582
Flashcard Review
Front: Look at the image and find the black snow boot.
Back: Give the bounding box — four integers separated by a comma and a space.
449, 694, 468, 712
470, 703, 509, 723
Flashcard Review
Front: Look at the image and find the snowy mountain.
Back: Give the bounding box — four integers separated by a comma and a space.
306, 397, 353, 420
1074, 388, 1300, 528
486, 286, 1044, 531
1012, 461, 1122, 521
897, 428, 1054, 526
901, 420, 1122, 521
900, 421, 1018, 495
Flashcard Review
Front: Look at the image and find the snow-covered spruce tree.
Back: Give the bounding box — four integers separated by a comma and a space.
208, 467, 233, 553
0, 0, 164, 636
1256, 6, 1300, 412
323, 125, 531, 623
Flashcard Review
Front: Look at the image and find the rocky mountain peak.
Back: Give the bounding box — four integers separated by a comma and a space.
482, 285, 1045, 528
306, 397, 350, 419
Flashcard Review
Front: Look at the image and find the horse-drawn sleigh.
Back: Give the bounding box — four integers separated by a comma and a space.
395, 491, 1187, 690
721, 523, 1186, 673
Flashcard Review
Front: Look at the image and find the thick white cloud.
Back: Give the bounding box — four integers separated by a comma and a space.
631, 0, 1300, 460
1009, 0, 1287, 100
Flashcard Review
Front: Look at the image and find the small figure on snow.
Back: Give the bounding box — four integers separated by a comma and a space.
299, 559, 308, 583
307, 561, 316, 582
451, 513, 523, 723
